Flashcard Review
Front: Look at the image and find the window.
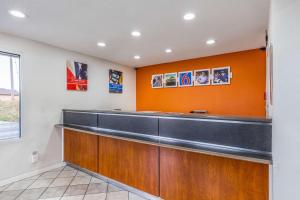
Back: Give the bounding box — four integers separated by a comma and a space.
0, 51, 20, 140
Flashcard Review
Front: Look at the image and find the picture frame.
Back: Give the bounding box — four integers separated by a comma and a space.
109, 69, 123, 93
194, 69, 210, 86
66, 60, 88, 91
178, 71, 193, 87
151, 74, 163, 88
164, 72, 177, 88
212, 66, 231, 85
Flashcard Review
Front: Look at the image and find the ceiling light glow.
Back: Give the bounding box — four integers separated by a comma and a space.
165, 49, 172, 53
97, 42, 106, 47
134, 55, 141, 60
206, 39, 216, 45
131, 31, 141, 37
183, 13, 195, 21
9, 10, 26, 18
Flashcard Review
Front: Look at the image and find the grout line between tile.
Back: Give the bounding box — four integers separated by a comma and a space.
4, 164, 148, 200
104, 183, 109, 200
59, 166, 79, 199
36, 167, 65, 200
13, 173, 48, 200
82, 172, 92, 200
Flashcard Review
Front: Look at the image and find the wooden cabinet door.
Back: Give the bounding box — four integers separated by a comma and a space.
160, 147, 269, 200
64, 129, 98, 172
98, 136, 159, 196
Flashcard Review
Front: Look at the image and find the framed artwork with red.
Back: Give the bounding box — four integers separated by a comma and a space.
66, 60, 88, 91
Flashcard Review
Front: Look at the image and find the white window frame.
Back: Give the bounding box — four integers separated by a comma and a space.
0, 51, 21, 140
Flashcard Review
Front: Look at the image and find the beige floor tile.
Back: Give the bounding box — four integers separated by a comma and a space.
70, 176, 91, 185
76, 171, 91, 177
61, 195, 84, 200
39, 171, 60, 179
2, 166, 149, 200
40, 186, 67, 199
64, 184, 88, 196
0, 190, 24, 200
16, 187, 46, 200
50, 177, 73, 187
86, 183, 107, 194
129, 193, 146, 200
5, 179, 35, 191
58, 170, 77, 178
90, 177, 106, 184
84, 193, 106, 200
107, 191, 129, 200
28, 178, 53, 189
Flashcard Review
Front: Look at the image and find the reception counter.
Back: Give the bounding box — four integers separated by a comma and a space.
57, 109, 272, 200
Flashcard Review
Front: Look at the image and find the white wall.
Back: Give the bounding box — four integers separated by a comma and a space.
270, 0, 300, 199
0, 32, 136, 181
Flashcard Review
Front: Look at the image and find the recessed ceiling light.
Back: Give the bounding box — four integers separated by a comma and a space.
97, 42, 106, 47
165, 49, 172, 53
131, 31, 141, 37
9, 10, 26, 18
183, 13, 195, 21
206, 39, 216, 45
134, 55, 141, 60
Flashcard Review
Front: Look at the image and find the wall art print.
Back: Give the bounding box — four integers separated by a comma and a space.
194, 69, 210, 86
212, 66, 231, 85
164, 72, 177, 88
66, 60, 88, 91
109, 69, 123, 93
152, 74, 163, 88
178, 71, 193, 87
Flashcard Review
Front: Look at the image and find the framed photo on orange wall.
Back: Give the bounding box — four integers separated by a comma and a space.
212, 66, 231, 85
194, 69, 210, 86
178, 71, 193, 87
164, 72, 177, 88
151, 74, 163, 88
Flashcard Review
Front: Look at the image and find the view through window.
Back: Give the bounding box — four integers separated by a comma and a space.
0, 52, 20, 140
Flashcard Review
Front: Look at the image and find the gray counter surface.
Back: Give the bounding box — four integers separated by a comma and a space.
60, 109, 272, 163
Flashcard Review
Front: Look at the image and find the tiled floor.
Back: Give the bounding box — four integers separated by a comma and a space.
0, 166, 148, 200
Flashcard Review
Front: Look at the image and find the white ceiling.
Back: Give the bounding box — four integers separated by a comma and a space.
0, 0, 270, 67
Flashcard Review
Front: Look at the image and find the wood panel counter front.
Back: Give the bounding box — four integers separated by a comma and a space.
63, 129, 269, 200
160, 147, 269, 200
98, 136, 159, 196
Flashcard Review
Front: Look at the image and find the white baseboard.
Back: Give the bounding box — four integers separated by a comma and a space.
0, 162, 66, 186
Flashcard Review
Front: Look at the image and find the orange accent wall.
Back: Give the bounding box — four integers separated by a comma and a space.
136, 49, 266, 117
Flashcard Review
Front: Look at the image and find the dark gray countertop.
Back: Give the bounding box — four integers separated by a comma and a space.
63, 109, 272, 123
60, 109, 272, 163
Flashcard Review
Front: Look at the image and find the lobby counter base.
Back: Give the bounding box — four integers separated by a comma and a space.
160, 147, 268, 200
65, 162, 161, 200
63, 129, 269, 200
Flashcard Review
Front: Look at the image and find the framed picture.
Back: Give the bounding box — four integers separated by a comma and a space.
152, 74, 163, 88
212, 66, 231, 85
109, 69, 123, 93
194, 69, 210, 86
178, 71, 193, 87
164, 72, 177, 88
66, 60, 88, 91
